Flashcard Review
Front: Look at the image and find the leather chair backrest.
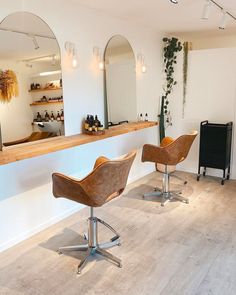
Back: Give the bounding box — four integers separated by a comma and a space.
52, 150, 136, 207
142, 131, 197, 166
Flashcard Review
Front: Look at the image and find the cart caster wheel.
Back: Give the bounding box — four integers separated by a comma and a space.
203, 171, 206, 177
184, 181, 188, 185
221, 180, 225, 185
227, 175, 230, 180
197, 175, 200, 181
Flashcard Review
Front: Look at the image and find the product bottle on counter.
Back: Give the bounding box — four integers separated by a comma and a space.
98, 123, 104, 131
84, 115, 90, 130
45, 110, 50, 122
90, 115, 94, 125
94, 115, 99, 127
139, 113, 143, 121
88, 121, 93, 132
60, 109, 64, 121
56, 111, 61, 121
145, 113, 148, 121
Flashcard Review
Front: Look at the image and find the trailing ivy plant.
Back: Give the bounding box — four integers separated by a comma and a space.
159, 37, 182, 142
182, 41, 190, 118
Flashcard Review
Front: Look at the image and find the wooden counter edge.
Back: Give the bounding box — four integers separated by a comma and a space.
0, 121, 158, 166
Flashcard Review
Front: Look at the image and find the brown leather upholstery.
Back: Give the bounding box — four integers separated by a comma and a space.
142, 131, 198, 166
52, 150, 136, 207
3, 132, 55, 146
93, 156, 109, 169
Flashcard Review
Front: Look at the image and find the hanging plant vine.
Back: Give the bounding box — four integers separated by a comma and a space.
159, 37, 182, 142
182, 41, 190, 118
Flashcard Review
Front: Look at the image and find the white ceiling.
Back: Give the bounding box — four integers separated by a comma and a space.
0, 12, 60, 62
74, 0, 236, 34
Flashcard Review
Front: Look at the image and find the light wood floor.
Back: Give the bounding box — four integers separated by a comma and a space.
0, 171, 236, 295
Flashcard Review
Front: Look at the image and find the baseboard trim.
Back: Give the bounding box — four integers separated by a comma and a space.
0, 204, 83, 253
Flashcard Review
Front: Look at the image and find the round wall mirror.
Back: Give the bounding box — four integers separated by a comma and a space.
104, 35, 137, 128
0, 12, 63, 147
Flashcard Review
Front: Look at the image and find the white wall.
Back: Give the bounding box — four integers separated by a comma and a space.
106, 59, 137, 123
0, 0, 162, 251
175, 30, 236, 50
0, 59, 33, 142
166, 47, 236, 178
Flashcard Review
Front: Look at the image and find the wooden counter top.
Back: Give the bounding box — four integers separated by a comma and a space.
0, 121, 157, 166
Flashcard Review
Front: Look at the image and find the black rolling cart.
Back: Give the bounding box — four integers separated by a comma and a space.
197, 120, 233, 185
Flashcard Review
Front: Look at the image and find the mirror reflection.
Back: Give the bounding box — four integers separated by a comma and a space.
0, 12, 63, 147
104, 35, 137, 127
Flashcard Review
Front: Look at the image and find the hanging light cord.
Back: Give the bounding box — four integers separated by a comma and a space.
207, 0, 236, 21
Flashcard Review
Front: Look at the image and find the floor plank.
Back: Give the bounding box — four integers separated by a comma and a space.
0, 171, 235, 295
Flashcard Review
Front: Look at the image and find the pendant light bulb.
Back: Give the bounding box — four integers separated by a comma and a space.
141, 65, 147, 73
99, 60, 104, 70
72, 48, 78, 68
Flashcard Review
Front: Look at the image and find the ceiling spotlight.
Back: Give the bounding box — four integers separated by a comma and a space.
51, 54, 56, 66
32, 36, 39, 50
27, 34, 39, 50
219, 10, 227, 29
25, 63, 33, 68
170, 0, 178, 3
202, 0, 211, 20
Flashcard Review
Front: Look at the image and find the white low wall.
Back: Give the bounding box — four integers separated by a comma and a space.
0, 0, 162, 252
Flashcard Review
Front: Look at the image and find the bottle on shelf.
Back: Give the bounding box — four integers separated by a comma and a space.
50, 111, 55, 122
56, 111, 61, 122
36, 112, 42, 122
145, 113, 148, 121
139, 113, 143, 121
45, 110, 50, 122
60, 109, 64, 121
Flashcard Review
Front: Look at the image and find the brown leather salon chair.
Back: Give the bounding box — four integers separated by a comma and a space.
3, 132, 55, 146
52, 150, 136, 274
142, 131, 197, 206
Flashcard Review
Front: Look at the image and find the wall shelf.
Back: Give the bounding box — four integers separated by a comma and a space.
0, 121, 158, 165
30, 101, 63, 106
28, 87, 62, 93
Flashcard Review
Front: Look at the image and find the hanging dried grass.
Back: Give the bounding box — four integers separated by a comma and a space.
0, 70, 19, 103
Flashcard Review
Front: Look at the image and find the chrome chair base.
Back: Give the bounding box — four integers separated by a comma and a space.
58, 207, 122, 274
143, 190, 189, 206
143, 166, 189, 207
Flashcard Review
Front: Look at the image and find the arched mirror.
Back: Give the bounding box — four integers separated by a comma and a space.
0, 12, 63, 147
104, 35, 137, 127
